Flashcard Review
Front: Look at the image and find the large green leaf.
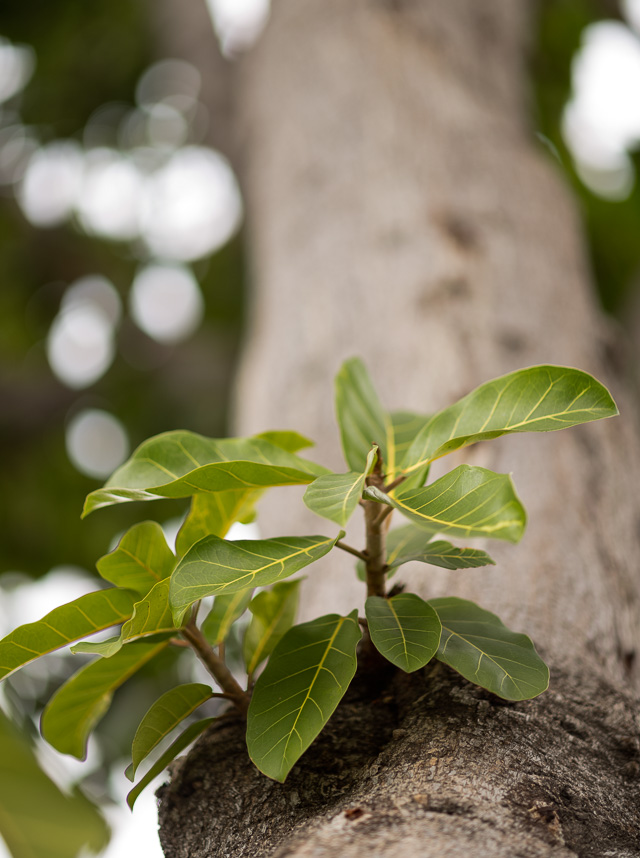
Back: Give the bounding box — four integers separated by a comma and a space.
170, 533, 341, 626
403, 365, 618, 473
247, 612, 361, 782
335, 358, 391, 472
430, 597, 549, 701
365, 593, 441, 672
243, 580, 301, 678
41, 640, 169, 759
127, 683, 213, 781
83, 432, 329, 516
96, 521, 175, 595
303, 446, 377, 526
202, 589, 254, 645
175, 489, 263, 556
127, 717, 215, 810
0, 709, 109, 858
365, 465, 526, 543
0, 589, 136, 681
72, 579, 180, 657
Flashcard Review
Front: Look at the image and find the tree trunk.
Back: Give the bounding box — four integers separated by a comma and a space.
158, 2, 640, 855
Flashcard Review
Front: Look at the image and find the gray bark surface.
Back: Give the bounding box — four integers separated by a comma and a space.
159, 1, 640, 855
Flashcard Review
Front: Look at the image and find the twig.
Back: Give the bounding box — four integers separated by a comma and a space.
182, 622, 250, 715
336, 540, 368, 562
384, 474, 407, 493
373, 504, 394, 527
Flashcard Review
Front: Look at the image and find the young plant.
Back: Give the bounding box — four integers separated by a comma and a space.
0, 360, 618, 797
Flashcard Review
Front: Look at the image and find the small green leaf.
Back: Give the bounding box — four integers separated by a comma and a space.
244, 580, 302, 677
303, 446, 377, 526
127, 717, 215, 810
202, 589, 254, 645
72, 579, 181, 657
71, 636, 123, 658
96, 521, 175, 595
335, 358, 391, 472
83, 433, 329, 516
175, 490, 263, 556
253, 430, 314, 452
403, 366, 618, 473
127, 683, 213, 781
0, 709, 109, 858
41, 640, 169, 759
365, 593, 441, 672
384, 525, 495, 573
430, 597, 549, 701
247, 611, 361, 782
0, 589, 136, 681
365, 465, 526, 543
170, 533, 341, 626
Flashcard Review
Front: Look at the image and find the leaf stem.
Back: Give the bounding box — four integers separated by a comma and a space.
336, 540, 368, 562
181, 622, 250, 715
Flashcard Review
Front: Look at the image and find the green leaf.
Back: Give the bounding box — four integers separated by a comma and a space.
247, 611, 362, 782
176, 489, 263, 556
303, 446, 377, 526
127, 683, 213, 781
387, 411, 431, 486
0, 589, 136, 681
429, 597, 549, 701
335, 358, 391, 472
253, 430, 314, 452
70, 636, 123, 659
0, 709, 109, 858
365, 593, 441, 672
41, 640, 169, 759
72, 579, 180, 657
243, 580, 302, 677
96, 521, 175, 596
403, 365, 618, 473
385, 525, 495, 573
365, 465, 526, 543
202, 589, 254, 645
127, 717, 215, 810
170, 533, 341, 626
83, 432, 329, 517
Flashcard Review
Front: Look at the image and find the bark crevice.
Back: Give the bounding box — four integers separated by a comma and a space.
158, 661, 640, 858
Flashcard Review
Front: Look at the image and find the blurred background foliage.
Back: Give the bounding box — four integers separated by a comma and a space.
0, 0, 639, 855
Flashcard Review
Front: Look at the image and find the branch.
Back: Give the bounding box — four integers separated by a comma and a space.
336, 540, 368, 562
182, 622, 250, 715
384, 474, 407, 493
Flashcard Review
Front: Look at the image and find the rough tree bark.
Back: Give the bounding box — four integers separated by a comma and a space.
158, 2, 640, 856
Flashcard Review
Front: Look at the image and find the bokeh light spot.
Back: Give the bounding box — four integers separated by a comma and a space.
136, 59, 201, 111
18, 141, 83, 227
66, 409, 129, 480
564, 21, 640, 199
140, 146, 242, 261
77, 148, 144, 240
61, 275, 122, 326
0, 37, 35, 104
206, 0, 270, 54
47, 304, 115, 389
130, 263, 204, 343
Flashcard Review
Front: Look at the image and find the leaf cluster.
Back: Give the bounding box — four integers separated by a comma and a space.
0, 360, 618, 795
